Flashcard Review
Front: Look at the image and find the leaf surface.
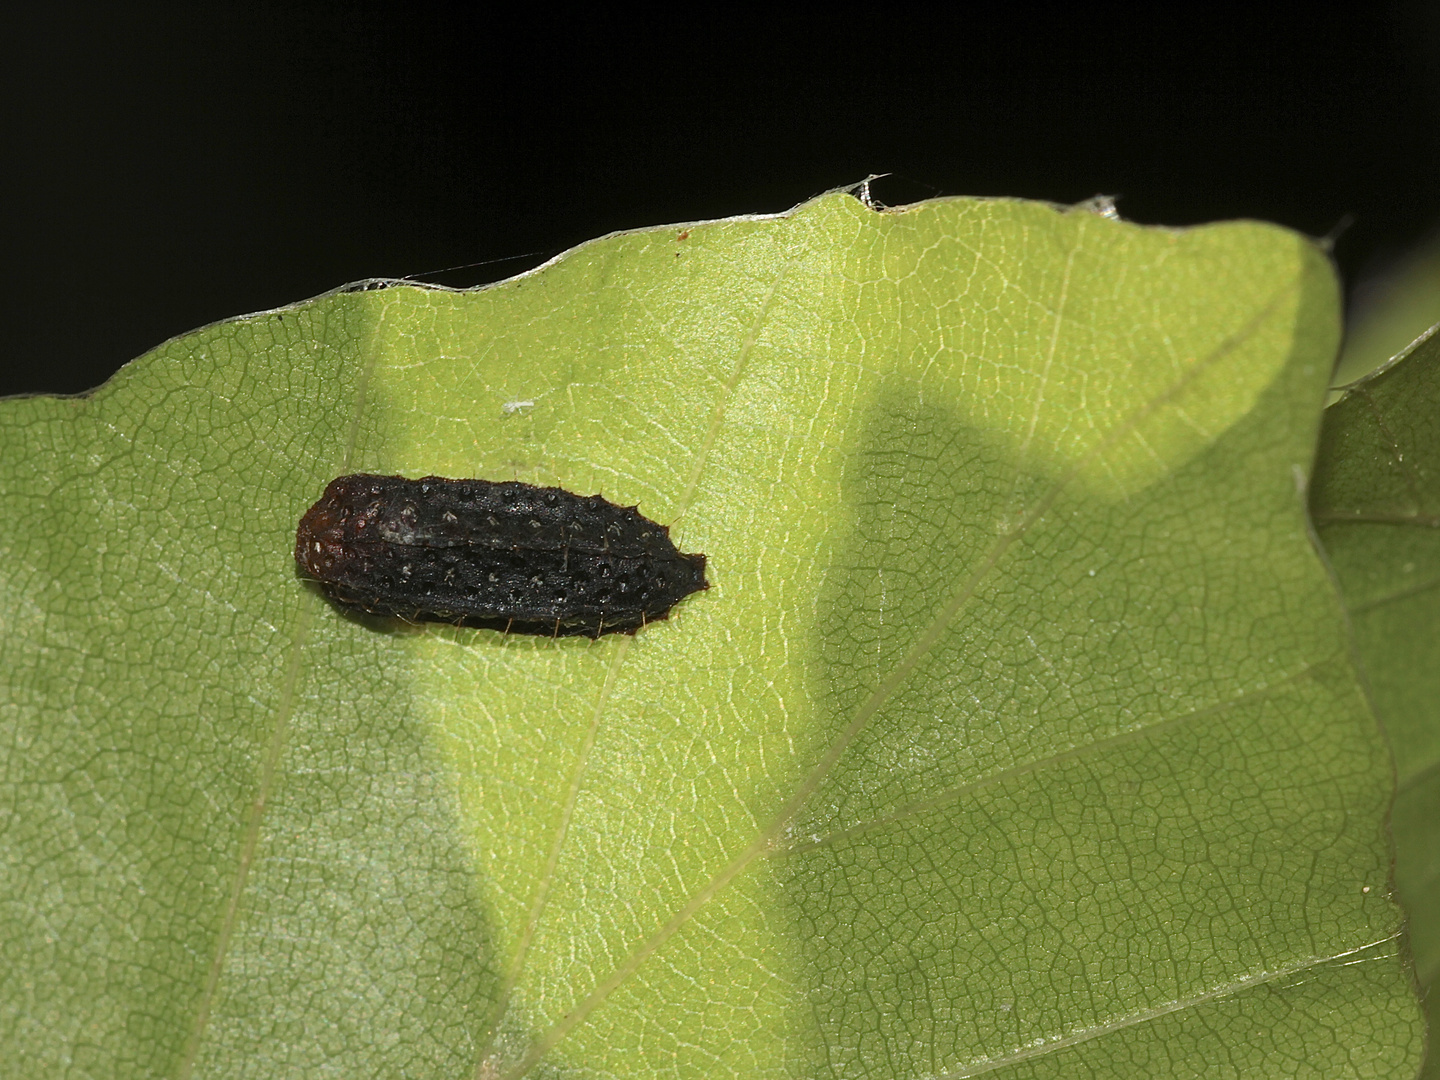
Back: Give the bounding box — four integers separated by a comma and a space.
1313, 332, 1440, 1079
0, 192, 1421, 1078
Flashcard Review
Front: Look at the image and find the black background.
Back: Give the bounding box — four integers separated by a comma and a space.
6, 3, 1440, 397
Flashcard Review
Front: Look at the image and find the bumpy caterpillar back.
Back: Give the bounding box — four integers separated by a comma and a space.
295, 474, 709, 636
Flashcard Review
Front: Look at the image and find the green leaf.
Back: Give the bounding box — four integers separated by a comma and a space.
1313, 332, 1440, 1079
1, 192, 1422, 1078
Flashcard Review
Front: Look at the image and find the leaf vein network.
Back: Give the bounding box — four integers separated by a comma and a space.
505, 266, 1301, 1076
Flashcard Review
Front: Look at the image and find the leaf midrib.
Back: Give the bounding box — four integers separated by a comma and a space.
774, 660, 1326, 858
476, 249, 799, 1075
933, 937, 1402, 1080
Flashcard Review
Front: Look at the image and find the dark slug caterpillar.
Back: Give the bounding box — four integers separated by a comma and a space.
295, 474, 709, 637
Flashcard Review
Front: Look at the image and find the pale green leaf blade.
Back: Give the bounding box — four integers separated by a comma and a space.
1, 193, 1422, 1078
1313, 331, 1440, 1078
